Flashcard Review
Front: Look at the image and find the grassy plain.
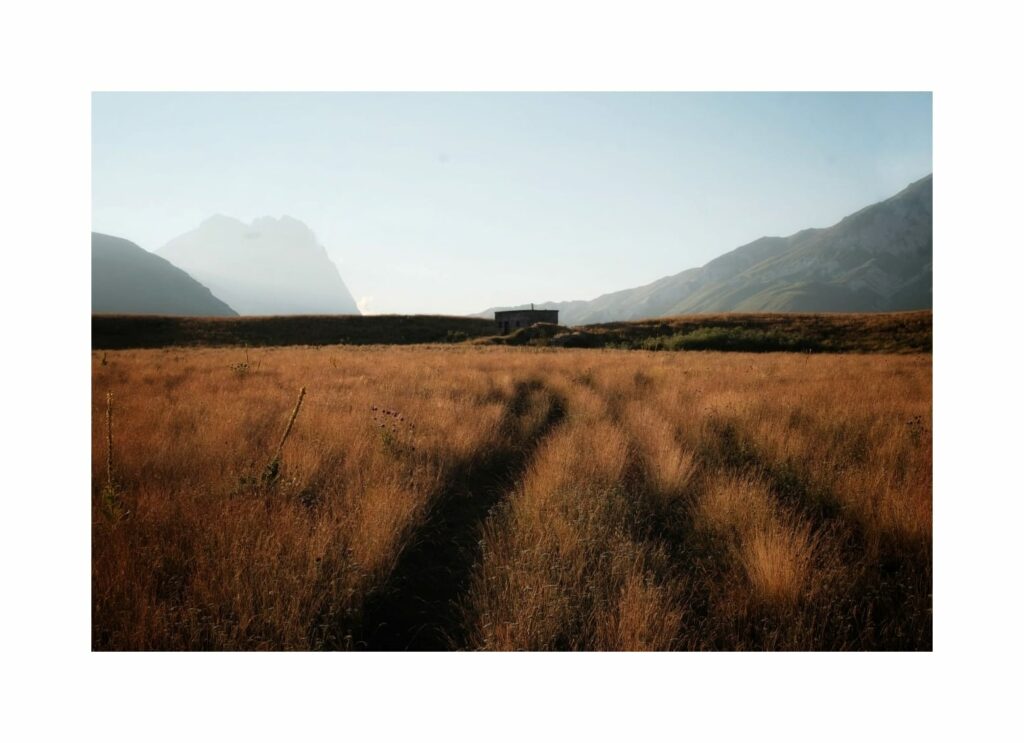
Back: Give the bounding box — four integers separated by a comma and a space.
92, 345, 931, 650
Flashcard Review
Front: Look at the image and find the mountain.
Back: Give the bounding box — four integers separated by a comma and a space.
158, 215, 360, 316
481, 174, 932, 325
92, 232, 237, 316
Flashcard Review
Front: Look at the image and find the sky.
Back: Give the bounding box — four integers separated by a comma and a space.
92, 92, 932, 315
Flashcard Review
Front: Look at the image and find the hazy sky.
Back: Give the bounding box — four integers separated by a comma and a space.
92, 92, 932, 315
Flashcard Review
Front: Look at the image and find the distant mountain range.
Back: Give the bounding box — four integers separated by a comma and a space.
92, 232, 237, 316
480, 174, 932, 325
158, 215, 360, 315
94, 177, 931, 322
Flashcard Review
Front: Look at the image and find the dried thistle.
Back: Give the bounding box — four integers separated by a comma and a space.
106, 392, 114, 491
102, 392, 124, 520
264, 386, 307, 485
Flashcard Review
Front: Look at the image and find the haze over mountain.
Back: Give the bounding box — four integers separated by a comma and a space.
92, 232, 237, 316
480, 174, 932, 325
158, 215, 360, 316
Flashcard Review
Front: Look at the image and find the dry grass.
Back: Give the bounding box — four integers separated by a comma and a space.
698, 474, 819, 608
93, 345, 931, 650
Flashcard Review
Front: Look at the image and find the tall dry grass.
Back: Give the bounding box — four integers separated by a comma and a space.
93, 345, 931, 650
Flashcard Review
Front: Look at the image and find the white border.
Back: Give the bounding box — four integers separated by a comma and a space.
3, 1, 1022, 740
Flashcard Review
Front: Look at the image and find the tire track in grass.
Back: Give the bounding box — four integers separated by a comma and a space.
358, 380, 566, 650
691, 416, 931, 650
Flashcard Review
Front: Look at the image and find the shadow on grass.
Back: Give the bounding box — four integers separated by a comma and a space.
356, 380, 566, 651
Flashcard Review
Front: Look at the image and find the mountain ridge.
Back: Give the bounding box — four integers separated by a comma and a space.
92, 232, 237, 317
158, 215, 360, 316
479, 174, 932, 324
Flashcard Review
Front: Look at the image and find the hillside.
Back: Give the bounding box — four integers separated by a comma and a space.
158, 215, 360, 315
93, 310, 930, 353
474, 310, 931, 353
92, 232, 237, 316
92, 314, 497, 349
481, 175, 932, 324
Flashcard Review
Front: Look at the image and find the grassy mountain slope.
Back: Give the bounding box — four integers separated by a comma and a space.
480, 175, 932, 324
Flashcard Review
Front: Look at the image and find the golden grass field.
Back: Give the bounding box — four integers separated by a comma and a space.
92, 345, 931, 650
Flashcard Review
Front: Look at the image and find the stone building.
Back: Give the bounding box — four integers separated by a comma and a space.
494, 306, 559, 334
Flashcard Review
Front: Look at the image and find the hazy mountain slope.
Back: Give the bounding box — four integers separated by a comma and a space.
92, 232, 237, 316
481, 175, 932, 324
158, 215, 359, 316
